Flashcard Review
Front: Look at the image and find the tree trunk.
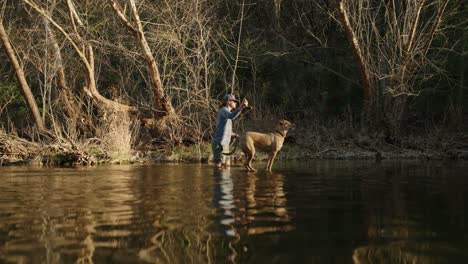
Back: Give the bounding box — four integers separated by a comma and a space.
111, 0, 175, 117
82, 44, 136, 113
44, 16, 95, 136
384, 94, 408, 141
334, 0, 374, 115
0, 19, 46, 132
44, 17, 76, 120
129, 0, 174, 116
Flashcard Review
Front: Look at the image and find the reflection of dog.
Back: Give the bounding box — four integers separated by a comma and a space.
225, 119, 295, 172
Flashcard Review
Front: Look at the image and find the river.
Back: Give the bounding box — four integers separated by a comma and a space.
1, 161, 467, 263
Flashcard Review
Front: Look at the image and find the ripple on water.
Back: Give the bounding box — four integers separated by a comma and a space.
1, 162, 467, 263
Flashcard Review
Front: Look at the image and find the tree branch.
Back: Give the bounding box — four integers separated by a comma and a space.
108, 0, 137, 34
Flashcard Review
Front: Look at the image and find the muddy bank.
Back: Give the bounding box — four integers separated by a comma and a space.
1, 132, 111, 166
1, 129, 467, 166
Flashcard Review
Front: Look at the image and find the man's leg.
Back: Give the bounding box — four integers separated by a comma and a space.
222, 144, 231, 167
212, 142, 223, 168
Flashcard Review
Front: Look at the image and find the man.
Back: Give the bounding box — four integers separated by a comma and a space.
212, 94, 248, 168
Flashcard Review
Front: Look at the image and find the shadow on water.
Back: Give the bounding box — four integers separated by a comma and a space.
0, 161, 467, 263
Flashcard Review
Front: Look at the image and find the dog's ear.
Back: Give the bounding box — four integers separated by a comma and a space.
280, 119, 292, 125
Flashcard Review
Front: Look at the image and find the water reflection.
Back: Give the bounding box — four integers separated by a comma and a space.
134, 164, 216, 264
0, 161, 467, 263
212, 168, 294, 263
213, 168, 294, 236
213, 168, 236, 236
353, 162, 467, 264
0, 166, 138, 263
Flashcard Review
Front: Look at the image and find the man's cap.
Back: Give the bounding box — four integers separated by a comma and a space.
223, 94, 239, 102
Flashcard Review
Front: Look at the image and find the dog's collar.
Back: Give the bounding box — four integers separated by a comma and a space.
273, 130, 286, 138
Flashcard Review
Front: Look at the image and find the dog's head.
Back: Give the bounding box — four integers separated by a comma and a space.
276, 119, 295, 131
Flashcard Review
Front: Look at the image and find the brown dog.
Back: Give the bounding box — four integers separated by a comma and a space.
225, 119, 295, 172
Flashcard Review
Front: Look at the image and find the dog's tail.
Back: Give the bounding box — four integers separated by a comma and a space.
223, 135, 239, 155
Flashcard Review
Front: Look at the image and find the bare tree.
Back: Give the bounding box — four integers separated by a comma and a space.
109, 0, 175, 117
0, 19, 46, 132
42, 8, 95, 138
334, 0, 373, 113
333, 0, 454, 134
23, 0, 136, 114
106, 0, 230, 142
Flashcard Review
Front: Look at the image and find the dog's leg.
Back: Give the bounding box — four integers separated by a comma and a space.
242, 149, 252, 172
266, 151, 278, 172
243, 152, 252, 171
246, 148, 256, 172
246, 155, 255, 172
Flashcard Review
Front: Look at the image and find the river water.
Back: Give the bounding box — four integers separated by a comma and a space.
0, 161, 467, 263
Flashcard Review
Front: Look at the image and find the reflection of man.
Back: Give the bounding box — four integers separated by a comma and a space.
213, 167, 237, 237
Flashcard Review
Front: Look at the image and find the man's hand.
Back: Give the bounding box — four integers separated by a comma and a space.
240, 98, 249, 109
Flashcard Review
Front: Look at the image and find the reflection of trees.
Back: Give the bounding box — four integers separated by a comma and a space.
0, 166, 138, 263
353, 241, 464, 264
1, 165, 255, 263
1, 165, 233, 263
355, 162, 467, 263
134, 166, 294, 263
135, 164, 223, 263
2, 163, 466, 263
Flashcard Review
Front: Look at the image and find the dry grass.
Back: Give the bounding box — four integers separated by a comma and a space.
99, 111, 138, 161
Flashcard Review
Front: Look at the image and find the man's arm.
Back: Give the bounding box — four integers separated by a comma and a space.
222, 98, 249, 120
223, 108, 242, 120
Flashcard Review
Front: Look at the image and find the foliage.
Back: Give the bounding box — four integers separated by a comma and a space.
0, 0, 465, 144
0, 82, 29, 127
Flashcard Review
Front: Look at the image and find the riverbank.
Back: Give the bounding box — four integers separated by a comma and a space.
1, 127, 467, 166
